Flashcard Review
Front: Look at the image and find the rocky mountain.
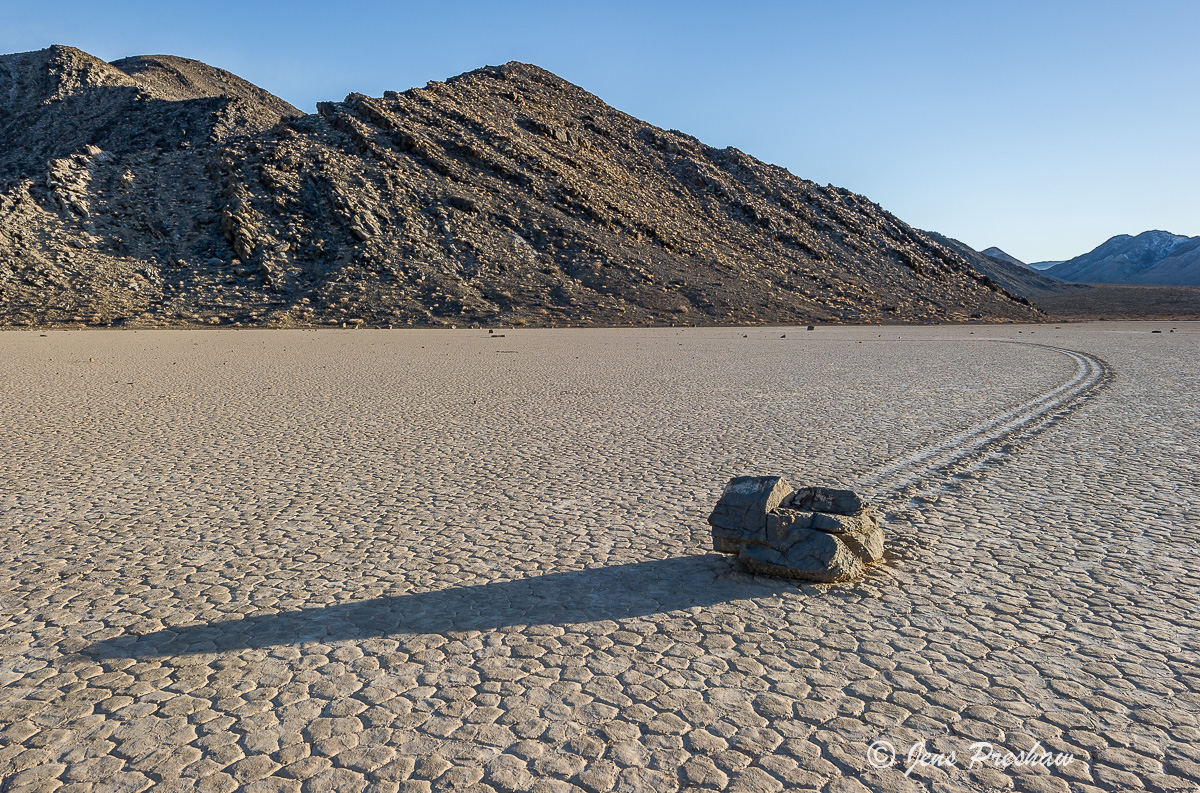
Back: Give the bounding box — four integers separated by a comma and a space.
981, 246, 1029, 269
1045, 230, 1200, 286
0, 45, 1042, 327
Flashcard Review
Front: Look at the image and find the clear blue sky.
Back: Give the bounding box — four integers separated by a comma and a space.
5, 0, 1197, 263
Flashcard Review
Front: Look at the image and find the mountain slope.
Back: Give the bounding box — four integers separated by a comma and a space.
110, 54, 302, 113
980, 247, 1029, 269
0, 46, 299, 177
0, 47, 1041, 327
1046, 230, 1200, 285
926, 233, 1072, 298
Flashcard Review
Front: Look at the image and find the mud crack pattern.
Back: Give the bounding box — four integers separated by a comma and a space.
0, 323, 1196, 793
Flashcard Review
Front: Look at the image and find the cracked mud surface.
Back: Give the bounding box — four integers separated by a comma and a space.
1, 323, 1196, 792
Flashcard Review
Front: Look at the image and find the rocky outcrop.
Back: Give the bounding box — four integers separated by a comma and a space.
709, 476, 883, 583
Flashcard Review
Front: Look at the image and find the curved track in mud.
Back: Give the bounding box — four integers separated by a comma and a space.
854, 341, 1113, 508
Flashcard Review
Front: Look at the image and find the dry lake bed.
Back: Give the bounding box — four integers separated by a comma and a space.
0, 323, 1196, 793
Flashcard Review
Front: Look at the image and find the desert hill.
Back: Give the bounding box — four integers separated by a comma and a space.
926, 233, 1073, 298
0, 46, 1042, 327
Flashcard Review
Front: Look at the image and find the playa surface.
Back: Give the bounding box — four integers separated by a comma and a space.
1, 323, 1196, 793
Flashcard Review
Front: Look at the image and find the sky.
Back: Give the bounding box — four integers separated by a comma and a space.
3, 0, 1197, 263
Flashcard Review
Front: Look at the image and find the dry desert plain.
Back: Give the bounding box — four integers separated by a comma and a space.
0, 323, 1197, 793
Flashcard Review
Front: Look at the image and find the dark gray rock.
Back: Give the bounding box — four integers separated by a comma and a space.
710, 476, 883, 583
447, 195, 480, 214
708, 475, 793, 553
739, 529, 864, 583
766, 508, 816, 548
838, 518, 884, 565
785, 486, 862, 515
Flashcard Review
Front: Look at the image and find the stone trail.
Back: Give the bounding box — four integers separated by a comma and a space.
855, 341, 1112, 508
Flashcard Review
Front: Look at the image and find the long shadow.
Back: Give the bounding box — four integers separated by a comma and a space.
85, 555, 787, 659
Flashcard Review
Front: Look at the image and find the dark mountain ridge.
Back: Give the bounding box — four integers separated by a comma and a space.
0, 45, 1042, 327
924, 233, 1074, 299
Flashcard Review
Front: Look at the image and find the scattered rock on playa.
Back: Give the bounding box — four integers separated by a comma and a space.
708, 476, 883, 582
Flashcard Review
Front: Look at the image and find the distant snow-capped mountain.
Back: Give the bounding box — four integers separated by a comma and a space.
1045, 231, 1200, 285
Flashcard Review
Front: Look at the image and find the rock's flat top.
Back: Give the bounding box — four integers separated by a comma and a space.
0, 323, 1196, 791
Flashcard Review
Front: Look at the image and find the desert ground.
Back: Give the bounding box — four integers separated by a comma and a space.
0, 323, 1196, 793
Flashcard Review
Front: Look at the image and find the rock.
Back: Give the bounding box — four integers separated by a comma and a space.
708, 476, 883, 583
785, 486, 862, 515
447, 195, 479, 214
708, 475, 792, 553
739, 529, 865, 582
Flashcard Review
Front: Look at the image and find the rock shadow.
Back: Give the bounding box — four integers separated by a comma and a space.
84, 554, 786, 659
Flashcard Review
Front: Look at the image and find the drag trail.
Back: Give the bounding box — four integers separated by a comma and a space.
855, 341, 1113, 508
